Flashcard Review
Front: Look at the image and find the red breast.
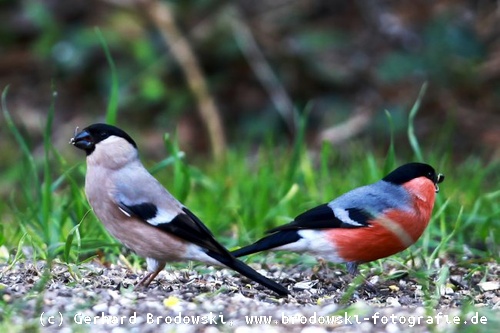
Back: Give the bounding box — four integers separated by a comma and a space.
327, 177, 437, 263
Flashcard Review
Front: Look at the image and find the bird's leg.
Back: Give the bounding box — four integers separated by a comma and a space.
346, 262, 377, 294
312, 258, 331, 277
135, 258, 167, 290
318, 258, 330, 272
346, 262, 358, 275
135, 269, 162, 289
135, 271, 152, 288
313, 258, 333, 286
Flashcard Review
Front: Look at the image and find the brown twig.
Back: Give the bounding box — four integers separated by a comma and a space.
226, 5, 298, 138
316, 108, 372, 145
103, 0, 227, 160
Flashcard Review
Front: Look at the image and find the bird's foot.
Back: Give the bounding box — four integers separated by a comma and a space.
345, 262, 378, 295
135, 270, 161, 290
346, 262, 358, 275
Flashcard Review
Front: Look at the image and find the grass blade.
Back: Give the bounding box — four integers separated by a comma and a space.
1, 86, 39, 189
407, 82, 427, 162
42, 85, 56, 256
383, 110, 396, 174
284, 104, 311, 190
95, 27, 119, 125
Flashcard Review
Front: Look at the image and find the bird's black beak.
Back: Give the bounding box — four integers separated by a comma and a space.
434, 173, 445, 192
70, 129, 95, 153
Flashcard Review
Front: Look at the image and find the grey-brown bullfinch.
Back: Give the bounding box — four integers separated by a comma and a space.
232, 163, 444, 275
70, 123, 288, 296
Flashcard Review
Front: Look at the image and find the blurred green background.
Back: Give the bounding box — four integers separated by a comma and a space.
0, 0, 498, 162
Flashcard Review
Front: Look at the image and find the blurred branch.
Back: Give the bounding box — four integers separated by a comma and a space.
226, 5, 298, 138
103, 0, 226, 160
356, 0, 420, 50
316, 108, 372, 145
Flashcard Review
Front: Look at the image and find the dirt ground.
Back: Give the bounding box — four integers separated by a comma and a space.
1, 260, 498, 332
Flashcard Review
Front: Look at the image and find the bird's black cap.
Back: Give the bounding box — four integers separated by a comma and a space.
71, 123, 137, 155
383, 162, 444, 186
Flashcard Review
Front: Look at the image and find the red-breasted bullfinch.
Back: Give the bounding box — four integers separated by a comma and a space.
70, 123, 288, 296
232, 163, 444, 275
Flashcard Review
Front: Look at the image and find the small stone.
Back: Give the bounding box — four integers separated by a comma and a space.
293, 281, 318, 290
301, 326, 327, 333
108, 305, 119, 316
318, 303, 338, 315
386, 297, 401, 307
388, 285, 399, 292
369, 276, 380, 285
477, 281, 499, 291
204, 327, 221, 333
234, 327, 253, 333
92, 302, 108, 312
386, 323, 400, 333
359, 322, 373, 332
399, 295, 412, 306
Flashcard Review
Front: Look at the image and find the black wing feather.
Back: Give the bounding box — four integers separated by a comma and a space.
157, 207, 230, 255
164, 213, 290, 295
119, 203, 288, 295
119, 202, 158, 220
119, 202, 229, 256
344, 208, 372, 226
231, 230, 301, 257
268, 204, 372, 233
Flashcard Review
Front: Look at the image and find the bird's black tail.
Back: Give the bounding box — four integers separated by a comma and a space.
206, 251, 289, 296
231, 230, 301, 257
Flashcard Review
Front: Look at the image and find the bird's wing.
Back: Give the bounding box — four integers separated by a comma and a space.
111, 168, 230, 255
268, 203, 373, 233
269, 181, 412, 234
117, 198, 228, 255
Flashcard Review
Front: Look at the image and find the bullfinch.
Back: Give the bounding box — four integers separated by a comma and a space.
232, 163, 445, 275
70, 123, 288, 296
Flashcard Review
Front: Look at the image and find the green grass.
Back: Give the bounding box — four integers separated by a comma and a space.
0, 85, 499, 332
95, 27, 119, 126
1, 92, 498, 268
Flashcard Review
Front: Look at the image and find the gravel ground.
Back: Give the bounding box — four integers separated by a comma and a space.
1, 259, 498, 333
